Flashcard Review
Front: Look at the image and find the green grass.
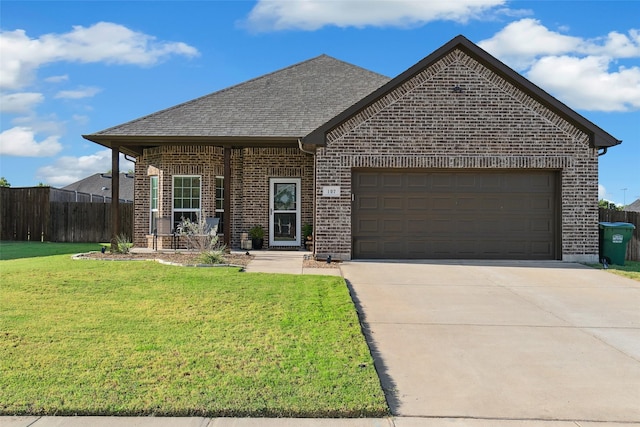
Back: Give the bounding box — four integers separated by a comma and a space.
0, 254, 387, 417
588, 260, 640, 281
0, 241, 100, 260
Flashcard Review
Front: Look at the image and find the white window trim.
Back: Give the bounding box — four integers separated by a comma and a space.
150, 176, 159, 234
172, 175, 202, 230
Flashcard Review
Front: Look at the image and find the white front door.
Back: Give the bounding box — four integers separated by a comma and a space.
269, 178, 301, 247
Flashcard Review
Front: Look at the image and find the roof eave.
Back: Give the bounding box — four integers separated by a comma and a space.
82, 134, 303, 157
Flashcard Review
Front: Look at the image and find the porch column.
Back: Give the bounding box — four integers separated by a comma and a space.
110, 143, 120, 252
223, 147, 231, 247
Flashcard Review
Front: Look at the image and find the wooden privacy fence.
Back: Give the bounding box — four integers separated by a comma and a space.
1, 187, 132, 242
599, 208, 639, 261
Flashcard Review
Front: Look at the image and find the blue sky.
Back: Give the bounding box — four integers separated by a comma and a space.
1, 0, 639, 205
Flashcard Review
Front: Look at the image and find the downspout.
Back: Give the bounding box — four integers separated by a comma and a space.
598, 147, 608, 156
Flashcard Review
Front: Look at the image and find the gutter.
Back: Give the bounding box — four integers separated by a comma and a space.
298, 138, 315, 155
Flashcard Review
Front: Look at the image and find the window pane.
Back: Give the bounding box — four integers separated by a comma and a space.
274, 183, 296, 210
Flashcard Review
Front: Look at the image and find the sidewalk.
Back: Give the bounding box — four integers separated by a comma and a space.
242, 249, 342, 276
5, 416, 634, 426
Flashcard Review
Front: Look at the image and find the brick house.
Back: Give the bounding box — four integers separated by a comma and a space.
84, 35, 620, 262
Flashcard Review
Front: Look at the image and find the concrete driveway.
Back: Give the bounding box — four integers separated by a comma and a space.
341, 261, 640, 423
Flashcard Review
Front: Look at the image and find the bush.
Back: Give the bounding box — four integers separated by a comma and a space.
198, 250, 227, 265
178, 217, 227, 264
114, 234, 132, 254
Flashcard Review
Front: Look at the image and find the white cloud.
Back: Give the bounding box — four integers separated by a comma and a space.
479, 19, 640, 112
44, 74, 69, 83
36, 149, 135, 186
55, 86, 102, 99
245, 0, 507, 31
0, 126, 63, 157
527, 55, 640, 112
0, 92, 44, 113
0, 22, 200, 90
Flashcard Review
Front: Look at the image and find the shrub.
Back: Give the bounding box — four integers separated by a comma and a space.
178, 217, 227, 264
114, 234, 132, 254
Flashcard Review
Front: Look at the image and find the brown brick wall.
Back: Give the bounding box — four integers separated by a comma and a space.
133, 145, 314, 249
315, 48, 599, 262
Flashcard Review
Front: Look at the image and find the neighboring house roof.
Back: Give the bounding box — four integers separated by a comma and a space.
62, 173, 134, 202
625, 198, 640, 212
83, 55, 390, 156
303, 35, 621, 149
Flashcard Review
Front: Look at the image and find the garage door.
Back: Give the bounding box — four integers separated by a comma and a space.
352, 170, 559, 259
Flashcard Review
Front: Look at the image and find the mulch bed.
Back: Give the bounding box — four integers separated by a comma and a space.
78, 251, 341, 269
78, 251, 253, 267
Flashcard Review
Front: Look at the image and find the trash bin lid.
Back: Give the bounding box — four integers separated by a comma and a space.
599, 221, 636, 229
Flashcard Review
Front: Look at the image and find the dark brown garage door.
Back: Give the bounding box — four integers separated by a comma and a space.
352, 170, 559, 260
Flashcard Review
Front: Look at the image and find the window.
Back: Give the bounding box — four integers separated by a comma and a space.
173, 176, 201, 231
215, 176, 224, 234
150, 176, 159, 233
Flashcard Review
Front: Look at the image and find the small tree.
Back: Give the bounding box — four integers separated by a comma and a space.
0, 177, 10, 187
599, 199, 622, 211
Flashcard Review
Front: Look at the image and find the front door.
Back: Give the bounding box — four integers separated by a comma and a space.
269, 178, 301, 247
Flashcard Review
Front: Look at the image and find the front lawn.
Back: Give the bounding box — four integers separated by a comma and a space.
0, 254, 387, 417
0, 241, 101, 260
588, 260, 640, 281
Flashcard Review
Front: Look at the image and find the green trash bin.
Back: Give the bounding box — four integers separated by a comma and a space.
599, 222, 636, 266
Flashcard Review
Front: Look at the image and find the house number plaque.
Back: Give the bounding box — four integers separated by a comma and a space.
322, 186, 341, 197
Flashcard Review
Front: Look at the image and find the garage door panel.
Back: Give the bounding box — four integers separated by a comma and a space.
382, 196, 403, 210
432, 198, 455, 210
382, 174, 402, 188
407, 197, 428, 210
356, 173, 378, 188
357, 218, 379, 233
357, 195, 379, 210
352, 170, 558, 260
382, 219, 403, 233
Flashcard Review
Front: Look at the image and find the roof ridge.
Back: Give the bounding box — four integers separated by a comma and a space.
93, 54, 372, 136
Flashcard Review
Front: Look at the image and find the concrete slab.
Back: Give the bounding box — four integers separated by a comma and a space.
1, 416, 41, 427
243, 251, 305, 274
369, 323, 640, 420
393, 418, 578, 427
26, 417, 209, 427
303, 267, 342, 276
208, 418, 392, 426
342, 261, 640, 424
349, 283, 568, 326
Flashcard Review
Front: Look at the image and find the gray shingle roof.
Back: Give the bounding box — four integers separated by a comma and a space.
625, 198, 640, 212
62, 173, 134, 202
91, 55, 390, 139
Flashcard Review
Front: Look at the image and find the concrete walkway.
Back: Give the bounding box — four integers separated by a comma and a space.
243, 249, 342, 276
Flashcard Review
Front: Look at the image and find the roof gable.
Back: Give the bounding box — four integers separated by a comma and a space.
304, 35, 621, 149
84, 55, 390, 153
